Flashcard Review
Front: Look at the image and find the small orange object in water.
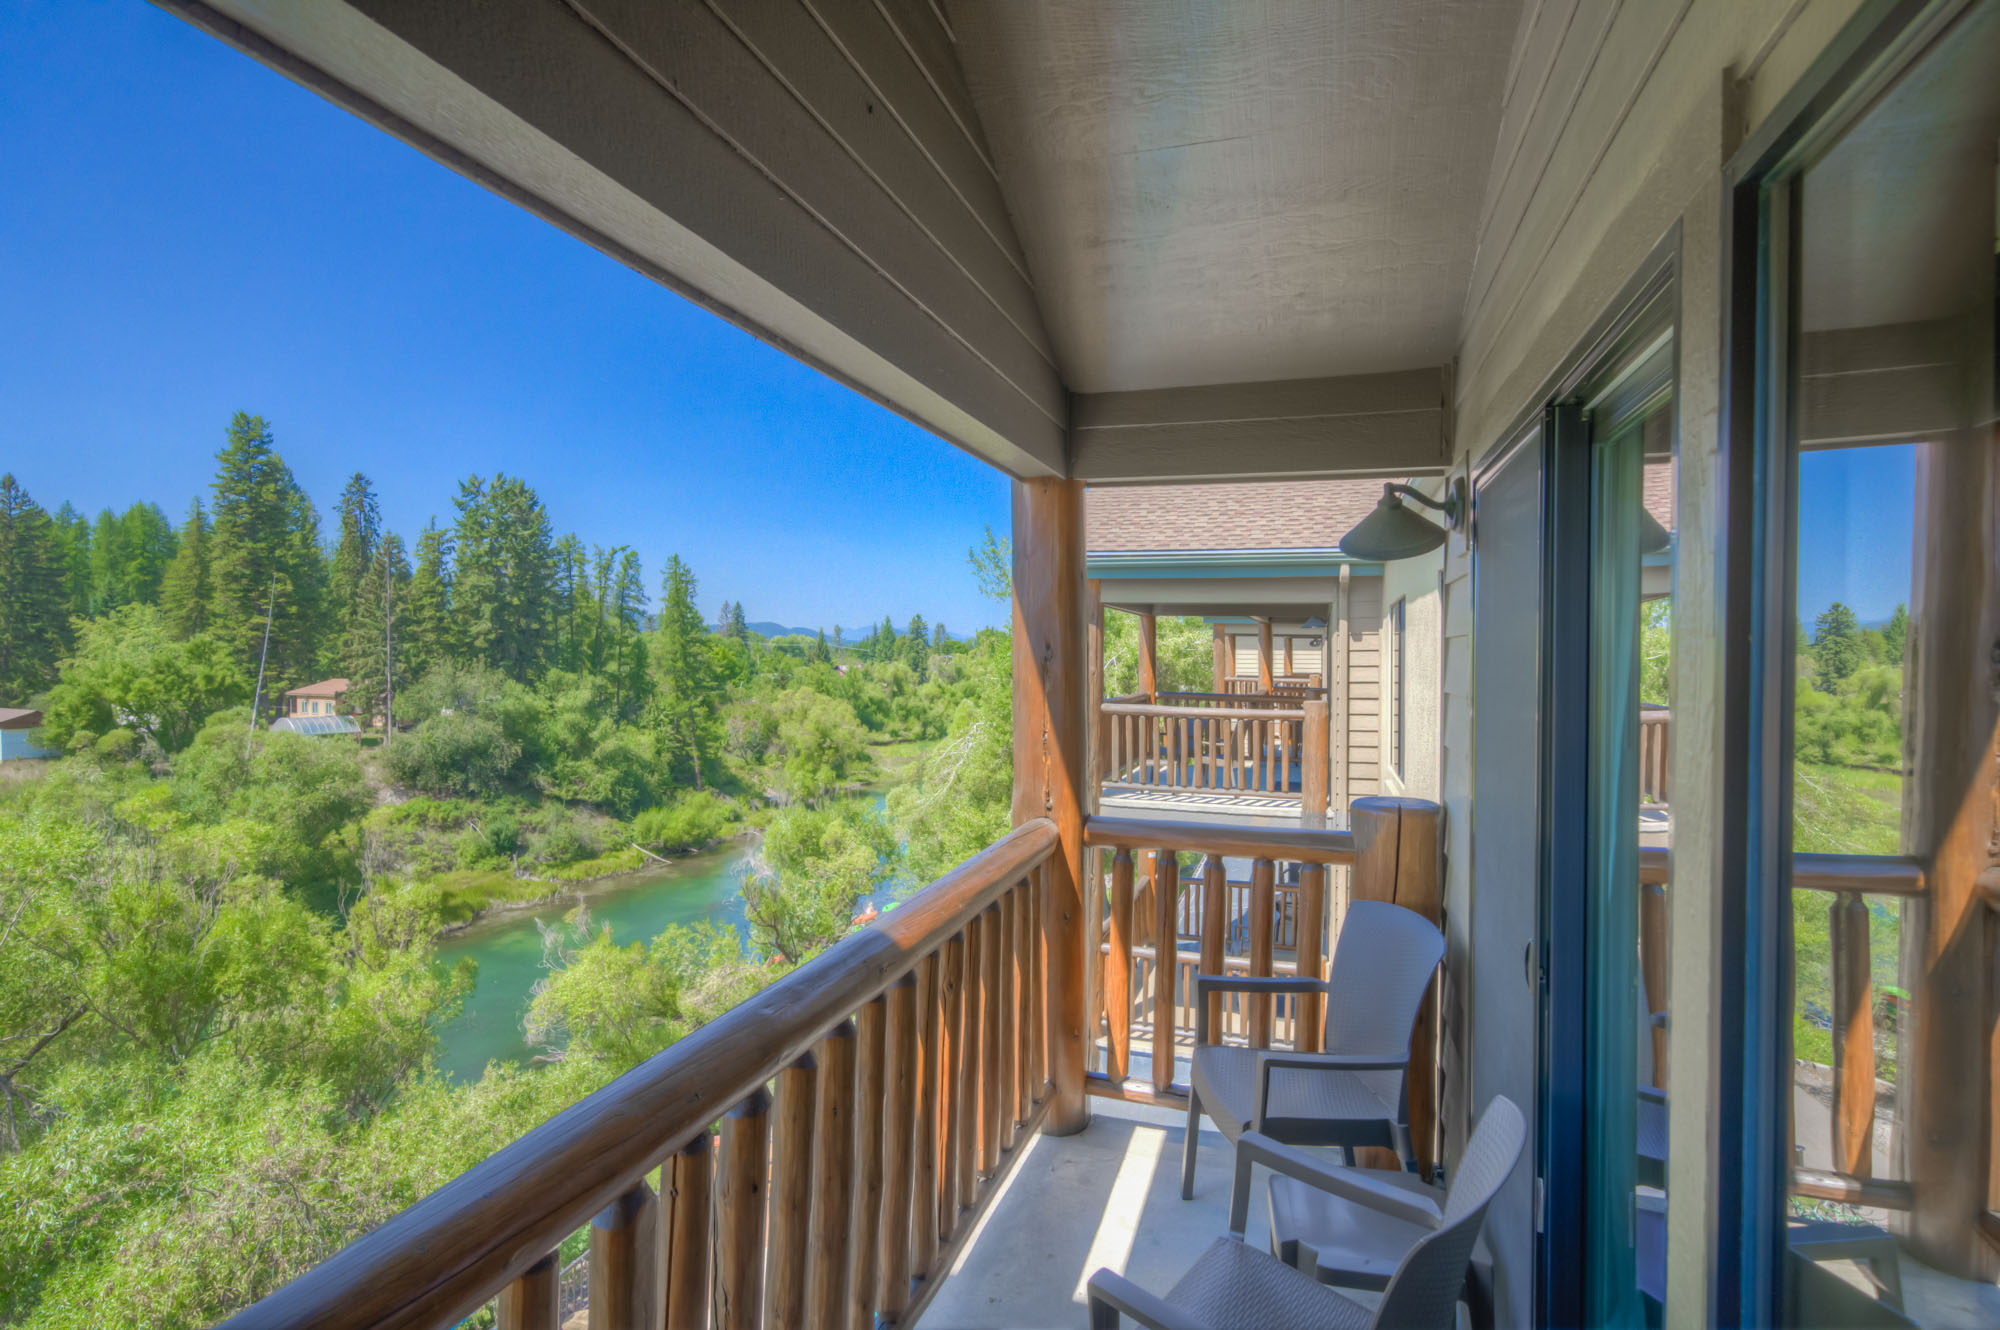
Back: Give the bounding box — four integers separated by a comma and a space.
851, 905, 880, 928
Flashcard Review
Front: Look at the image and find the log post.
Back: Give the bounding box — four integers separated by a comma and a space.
1640, 878, 1670, 1091
806, 1023, 856, 1330
1897, 425, 1999, 1277
1212, 624, 1228, 692
1152, 850, 1180, 1093
1302, 699, 1330, 825
590, 1181, 659, 1330
1108, 848, 1135, 1081
1137, 611, 1158, 699
1351, 797, 1444, 1177
1257, 619, 1275, 691
716, 1090, 770, 1330
768, 1053, 817, 1330
877, 974, 918, 1322
1297, 864, 1328, 1052
1088, 582, 1106, 806
1013, 881, 1033, 1122
1830, 893, 1875, 1179
1029, 866, 1048, 1104
664, 1134, 712, 1330
1249, 857, 1277, 1048
850, 998, 887, 1330
496, 1251, 559, 1330
1012, 477, 1090, 1136
1200, 853, 1227, 1038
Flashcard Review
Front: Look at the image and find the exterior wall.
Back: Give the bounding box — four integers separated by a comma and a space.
1344, 576, 1384, 800
1436, 3, 1864, 1323
1377, 546, 1443, 801
0, 729, 55, 761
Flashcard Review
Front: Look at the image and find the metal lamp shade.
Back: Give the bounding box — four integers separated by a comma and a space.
1339, 494, 1449, 561
1641, 509, 1673, 555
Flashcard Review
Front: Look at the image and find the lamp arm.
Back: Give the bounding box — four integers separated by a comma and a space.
1383, 479, 1466, 528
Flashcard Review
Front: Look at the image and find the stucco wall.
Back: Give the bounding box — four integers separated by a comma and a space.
1437, 3, 1864, 1324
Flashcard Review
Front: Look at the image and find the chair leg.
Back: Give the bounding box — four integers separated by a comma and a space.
1089, 1292, 1121, 1329
1228, 1145, 1255, 1235
1181, 1087, 1204, 1200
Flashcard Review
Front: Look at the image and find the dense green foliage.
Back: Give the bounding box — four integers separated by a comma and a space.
0, 424, 1013, 1326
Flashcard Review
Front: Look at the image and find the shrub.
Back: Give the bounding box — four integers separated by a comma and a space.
629, 792, 733, 853
383, 714, 521, 797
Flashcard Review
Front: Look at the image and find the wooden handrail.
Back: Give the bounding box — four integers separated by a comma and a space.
216, 819, 1060, 1330
1101, 700, 1307, 722
1084, 815, 1356, 864
1635, 848, 1928, 896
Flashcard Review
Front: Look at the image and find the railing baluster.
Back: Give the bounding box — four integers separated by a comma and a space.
1200, 853, 1227, 1038
1831, 892, 1876, 1178
768, 1053, 817, 1330
1029, 866, 1047, 1104
1249, 857, 1276, 1047
665, 1134, 712, 1330
497, 1251, 560, 1330
806, 1022, 856, 1330
981, 901, 1003, 1177
937, 936, 964, 1242
591, 1179, 659, 1330
716, 1090, 769, 1330
1108, 849, 1135, 1081
1013, 881, 1032, 1122
1152, 849, 1179, 1093
1639, 877, 1669, 1090
877, 973, 918, 1322
999, 889, 1020, 1146
850, 997, 887, 1330
1297, 864, 1327, 1051
912, 954, 941, 1279
958, 914, 982, 1211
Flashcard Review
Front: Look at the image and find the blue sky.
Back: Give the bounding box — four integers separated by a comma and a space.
0, 2, 1009, 635
1797, 445, 1915, 627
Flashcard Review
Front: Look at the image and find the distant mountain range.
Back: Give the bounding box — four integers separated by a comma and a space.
743, 621, 973, 643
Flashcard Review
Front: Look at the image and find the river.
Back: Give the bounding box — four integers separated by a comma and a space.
432, 796, 899, 1083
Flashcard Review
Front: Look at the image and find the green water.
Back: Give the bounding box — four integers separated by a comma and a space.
431, 842, 756, 1083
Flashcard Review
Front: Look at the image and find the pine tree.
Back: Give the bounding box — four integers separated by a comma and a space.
653, 554, 717, 787
451, 474, 556, 681
341, 533, 410, 736
1812, 602, 1863, 686
330, 472, 382, 631
160, 499, 213, 639
50, 503, 91, 621
728, 602, 748, 641
553, 533, 587, 671
811, 628, 833, 664
403, 520, 454, 681
205, 412, 330, 703
1881, 603, 1909, 666
609, 549, 648, 717
0, 475, 69, 698
904, 613, 928, 669
716, 599, 734, 636
932, 621, 948, 649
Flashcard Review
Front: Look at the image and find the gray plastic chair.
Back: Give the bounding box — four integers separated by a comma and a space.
1181, 899, 1445, 1223
1088, 1096, 1526, 1330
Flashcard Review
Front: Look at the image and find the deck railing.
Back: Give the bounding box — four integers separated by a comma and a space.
1638, 706, 1671, 807
1101, 698, 1327, 803
1080, 799, 1443, 1175
215, 821, 1059, 1330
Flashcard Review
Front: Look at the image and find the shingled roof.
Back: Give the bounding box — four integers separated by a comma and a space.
1087, 480, 1389, 553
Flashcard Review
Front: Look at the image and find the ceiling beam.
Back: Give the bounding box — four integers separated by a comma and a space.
164, 0, 1067, 478
1071, 368, 1452, 483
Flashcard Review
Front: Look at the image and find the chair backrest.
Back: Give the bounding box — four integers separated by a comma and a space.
1369, 1096, 1527, 1330
1322, 900, 1445, 1057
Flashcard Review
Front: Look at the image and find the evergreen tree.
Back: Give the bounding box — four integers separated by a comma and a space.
1812, 602, 1863, 686
0, 475, 69, 698
50, 502, 92, 621
160, 499, 213, 639
904, 613, 928, 669
205, 412, 330, 704
553, 533, 588, 671
653, 554, 717, 787
330, 472, 382, 631
609, 549, 649, 717
85, 503, 175, 614
450, 474, 555, 681
341, 533, 411, 736
811, 629, 833, 664
716, 600, 734, 636
403, 520, 455, 681
728, 602, 748, 641
1881, 603, 1909, 666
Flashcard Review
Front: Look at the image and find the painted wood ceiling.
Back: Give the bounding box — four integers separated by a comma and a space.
945, 0, 1524, 394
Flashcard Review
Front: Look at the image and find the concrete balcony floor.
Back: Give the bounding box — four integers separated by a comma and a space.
913, 1098, 1999, 1330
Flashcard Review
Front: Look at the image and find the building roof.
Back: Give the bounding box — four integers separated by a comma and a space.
284, 677, 351, 698
0, 708, 43, 730
1644, 462, 1676, 534
1087, 479, 1391, 554
270, 715, 362, 736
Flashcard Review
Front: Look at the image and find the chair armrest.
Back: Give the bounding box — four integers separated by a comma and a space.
1235, 1131, 1444, 1232
1086, 1268, 1211, 1330
1252, 1051, 1408, 1132
1191, 974, 1327, 1044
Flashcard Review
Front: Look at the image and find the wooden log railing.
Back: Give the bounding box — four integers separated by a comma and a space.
214, 821, 1060, 1330
1156, 688, 1328, 710
1101, 700, 1315, 798
1637, 846, 1930, 1210
1081, 799, 1444, 1176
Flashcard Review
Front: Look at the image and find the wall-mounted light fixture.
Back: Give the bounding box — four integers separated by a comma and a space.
1338, 479, 1468, 561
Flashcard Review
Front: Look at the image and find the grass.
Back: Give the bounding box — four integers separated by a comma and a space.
1791, 762, 1905, 1080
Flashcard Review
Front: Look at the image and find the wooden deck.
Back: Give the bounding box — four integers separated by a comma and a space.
1098, 783, 1329, 829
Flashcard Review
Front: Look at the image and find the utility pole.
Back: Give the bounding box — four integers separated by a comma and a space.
247, 573, 277, 755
